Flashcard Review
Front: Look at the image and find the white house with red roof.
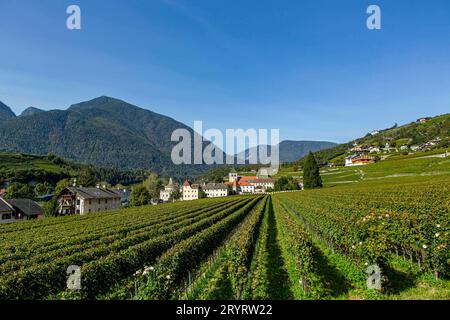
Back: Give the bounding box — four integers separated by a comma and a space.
182, 180, 200, 201
225, 171, 274, 194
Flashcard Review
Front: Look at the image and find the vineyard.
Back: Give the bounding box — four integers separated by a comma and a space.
0, 175, 449, 300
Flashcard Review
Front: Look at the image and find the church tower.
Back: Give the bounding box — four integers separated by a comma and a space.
229, 168, 238, 183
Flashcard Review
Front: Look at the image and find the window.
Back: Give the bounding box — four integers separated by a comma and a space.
105, 199, 108, 204
76, 199, 80, 205
2, 214, 12, 220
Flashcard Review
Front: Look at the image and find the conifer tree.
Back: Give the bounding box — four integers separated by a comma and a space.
303, 152, 322, 189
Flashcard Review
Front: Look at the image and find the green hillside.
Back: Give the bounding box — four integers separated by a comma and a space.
0, 152, 148, 190
0, 153, 71, 185
278, 149, 450, 186
293, 113, 450, 166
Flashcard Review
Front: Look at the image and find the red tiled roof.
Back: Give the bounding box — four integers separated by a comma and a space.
248, 178, 274, 183
239, 176, 257, 181
183, 180, 191, 187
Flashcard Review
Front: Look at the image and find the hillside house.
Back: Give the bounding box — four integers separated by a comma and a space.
182, 180, 199, 201
345, 154, 375, 167
0, 198, 44, 223
202, 183, 228, 198
417, 117, 431, 123
57, 187, 122, 215
350, 144, 364, 152
7, 199, 44, 220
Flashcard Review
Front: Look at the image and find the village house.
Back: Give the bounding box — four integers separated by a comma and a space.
350, 143, 364, 152
417, 117, 431, 123
182, 180, 199, 201
57, 186, 122, 215
247, 178, 275, 190
0, 198, 44, 223
160, 178, 178, 202
237, 181, 255, 194
202, 183, 228, 198
0, 198, 14, 223
225, 171, 275, 194
345, 154, 375, 167
369, 146, 381, 153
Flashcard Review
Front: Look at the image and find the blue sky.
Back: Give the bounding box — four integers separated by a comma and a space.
0, 0, 449, 144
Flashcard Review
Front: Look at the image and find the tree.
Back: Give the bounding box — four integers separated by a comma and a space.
303, 152, 322, 189
170, 189, 181, 201
199, 191, 207, 199
5, 183, 35, 199
130, 185, 151, 206
275, 176, 300, 191
34, 182, 54, 196
55, 179, 70, 196
77, 167, 96, 187
43, 198, 59, 217
143, 173, 165, 198
274, 176, 289, 191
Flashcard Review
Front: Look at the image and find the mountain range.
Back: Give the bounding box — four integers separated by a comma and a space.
0, 97, 336, 176
20, 107, 45, 117
238, 140, 337, 164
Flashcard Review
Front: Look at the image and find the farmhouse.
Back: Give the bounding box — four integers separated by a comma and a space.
0, 198, 44, 223
202, 183, 228, 198
345, 154, 375, 167
417, 117, 431, 123
7, 199, 44, 220
57, 186, 122, 215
